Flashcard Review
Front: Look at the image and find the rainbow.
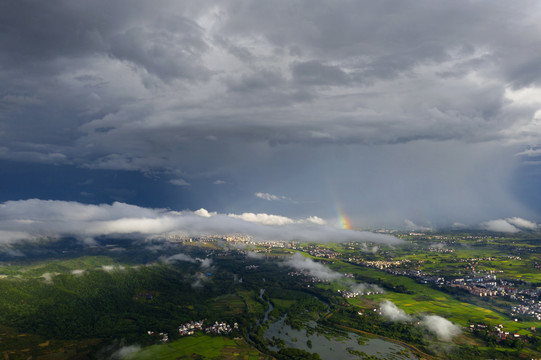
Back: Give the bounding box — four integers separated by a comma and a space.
327, 180, 354, 230
338, 210, 353, 230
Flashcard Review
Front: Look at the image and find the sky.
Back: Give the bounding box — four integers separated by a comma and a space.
2, 0, 541, 234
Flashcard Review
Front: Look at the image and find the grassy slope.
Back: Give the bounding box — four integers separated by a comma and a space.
129, 335, 265, 360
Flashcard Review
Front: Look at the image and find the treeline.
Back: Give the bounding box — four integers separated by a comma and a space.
0, 263, 241, 341
323, 307, 426, 347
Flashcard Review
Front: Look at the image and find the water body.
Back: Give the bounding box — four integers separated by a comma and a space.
258, 288, 274, 325
264, 316, 417, 360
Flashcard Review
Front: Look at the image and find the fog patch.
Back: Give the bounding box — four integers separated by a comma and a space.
164, 253, 197, 263
246, 251, 265, 259
110, 344, 141, 359
0, 247, 25, 257
0, 230, 33, 244
101, 265, 125, 272
282, 253, 342, 281
348, 282, 384, 295
404, 219, 432, 232
191, 272, 210, 289
41, 272, 59, 284
198, 258, 213, 269
79, 237, 98, 247
380, 300, 412, 322
360, 243, 379, 253
421, 315, 461, 341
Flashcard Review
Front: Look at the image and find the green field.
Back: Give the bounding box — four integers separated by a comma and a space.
210, 294, 246, 317
128, 335, 267, 360
0, 236, 539, 359
237, 290, 266, 317
322, 260, 539, 335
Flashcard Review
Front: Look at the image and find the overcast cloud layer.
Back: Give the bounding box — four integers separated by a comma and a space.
2, 1, 541, 227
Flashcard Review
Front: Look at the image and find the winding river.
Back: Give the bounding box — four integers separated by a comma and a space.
258, 288, 274, 325
256, 289, 418, 359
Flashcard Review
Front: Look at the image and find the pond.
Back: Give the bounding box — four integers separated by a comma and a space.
264, 316, 417, 360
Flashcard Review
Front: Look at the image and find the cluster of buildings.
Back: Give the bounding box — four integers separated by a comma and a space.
337, 288, 383, 298
468, 323, 523, 341
428, 247, 455, 253
511, 300, 541, 321
458, 256, 497, 262
149, 320, 238, 340
204, 321, 238, 335
360, 260, 541, 321
147, 331, 169, 342
224, 234, 256, 245
358, 260, 404, 269
178, 320, 204, 335
287, 271, 329, 283
305, 246, 340, 259
337, 290, 359, 298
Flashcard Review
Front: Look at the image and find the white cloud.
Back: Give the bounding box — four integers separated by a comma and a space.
164, 253, 197, 263
481, 217, 539, 232
194, 208, 216, 218
505, 217, 539, 231
199, 258, 213, 269
378, 301, 461, 341
101, 265, 125, 272
515, 148, 541, 157
254, 192, 290, 201
349, 282, 383, 295
228, 212, 326, 226
170, 178, 190, 186
404, 219, 432, 232
359, 243, 379, 253
246, 251, 265, 259
41, 272, 59, 284
306, 216, 326, 225
0, 199, 403, 245
282, 253, 342, 281
213, 180, 226, 185
0, 230, 33, 244
380, 300, 412, 322
481, 219, 519, 233
228, 212, 294, 225
111, 345, 141, 359
421, 315, 461, 341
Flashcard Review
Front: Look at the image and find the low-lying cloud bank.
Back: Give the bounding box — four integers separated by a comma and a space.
282, 253, 343, 281
380, 300, 461, 341
480, 217, 539, 233
0, 199, 402, 245
282, 253, 382, 294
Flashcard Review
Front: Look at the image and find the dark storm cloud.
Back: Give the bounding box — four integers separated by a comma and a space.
0, 0, 209, 80
291, 61, 350, 86
2, 1, 540, 156
2, 1, 541, 226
